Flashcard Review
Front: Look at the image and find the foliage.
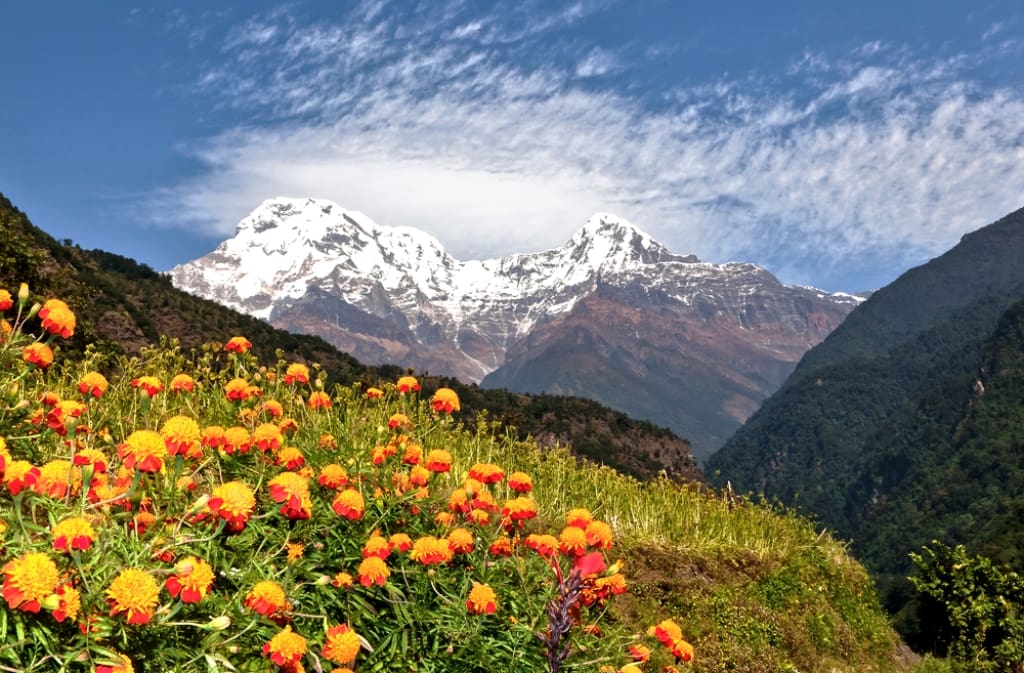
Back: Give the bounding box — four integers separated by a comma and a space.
908, 542, 1024, 672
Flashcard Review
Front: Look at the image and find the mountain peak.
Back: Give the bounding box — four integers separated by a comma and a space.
564, 212, 698, 269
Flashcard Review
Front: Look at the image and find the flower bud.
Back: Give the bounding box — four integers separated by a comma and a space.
17, 283, 29, 304
26, 302, 41, 319
204, 615, 231, 631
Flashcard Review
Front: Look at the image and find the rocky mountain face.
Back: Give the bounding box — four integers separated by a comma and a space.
170, 197, 860, 460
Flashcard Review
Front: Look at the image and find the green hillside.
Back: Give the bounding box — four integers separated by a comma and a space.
707, 206, 1024, 637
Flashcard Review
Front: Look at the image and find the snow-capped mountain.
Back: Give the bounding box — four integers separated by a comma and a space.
171, 197, 860, 459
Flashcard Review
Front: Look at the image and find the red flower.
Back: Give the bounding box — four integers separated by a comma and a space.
224, 336, 252, 353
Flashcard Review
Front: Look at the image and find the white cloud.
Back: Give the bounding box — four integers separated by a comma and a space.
153, 7, 1024, 290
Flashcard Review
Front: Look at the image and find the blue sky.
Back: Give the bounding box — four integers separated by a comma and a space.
2, 1, 1023, 292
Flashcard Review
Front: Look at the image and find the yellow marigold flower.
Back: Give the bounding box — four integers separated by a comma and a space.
23, 342, 54, 368
357, 556, 389, 586
225, 377, 252, 401
161, 415, 202, 459
130, 375, 163, 397
166, 556, 215, 603
387, 413, 411, 430
251, 422, 283, 451
286, 542, 305, 562
365, 386, 384, 399
389, 533, 413, 552
120, 429, 166, 473
4, 460, 39, 495
106, 568, 159, 624
469, 463, 504, 484
566, 508, 593, 529
424, 449, 452, 473
221, 426, 251, 455
318, 464, 348, 489
448, 528, 475, 554
36, 460, 82, 498
269, 471, 312, 520
559, 525, 589, 557
524, 534, 559, 557
201, 425, 226, 449
52, 516, 97, 552
49, 583, 81, 622
431, 387, 460, 413
323, 624, 361, 665
466, 582, 497, 615
78, 371, 109, 398
410, 536, 454, 565
284, 363, 310, 385
332, 489, 364, 519
308, 391, 332, 409
38, 298, 75, 338
0, 288, 11, 311
502, 496, 537, 523
262, 625, 307, 667
276, 446, 305, 470
2, 552, 59, 612
224, 336, 252, 353
169, 373, 195, 393
396, 375, 420, 393
508, 471, 533, 493
208, 481, 256, 532
585, 520, 614, 549
362, 534, 391, 559
628, 643, 651, 662
244, 580, 288, 616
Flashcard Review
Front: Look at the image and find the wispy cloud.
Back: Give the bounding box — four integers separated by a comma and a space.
150, 3, 1024, 290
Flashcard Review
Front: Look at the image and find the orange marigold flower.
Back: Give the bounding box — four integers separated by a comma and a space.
221, 426, 252, 455
244, 580, 288, 616
489, 537, 513, 556
628, 643, 651, 662
468, 508, 491, 525
130, 511, 157, 535
130, 375, 163, 397
409, 464, 431, 487
387, 413, 410, 430
23, 342, 54, 369
358, 556, 389, 586
323, 624, 361, 665
559, 526, 589, 557
424, 449, 452, 473
252, 423, 284, 451
286, 542, 305, 562
585, 520, 614, 549
466, 583, 497, 615
524, 534, 559, 557
396, 376, 420, 393
566, 508, 593, 529
224, 377, 252, 402
161, 415, 202, 459
448, 528, 475, 554
2, 552, 59, 612
430, 387, 460, 413
333, 572, 354, 588
318, 464, 348, 489
262, 400, 283, 417
48, 583, 81, 622
371, 443, 396, 465
38, 298, 75, 338
46, 400, 87, 436
36, 459, 82, 498
502, 496, 537, 523
52, 516, 97, 552
120, 429, 166, 473
268, 472, 312, 520
508, 471, 533, 493
649, 619, 684, 649
365, 386, 384, 399
166, 556, 215, 603
224, 336, 252, 353
410, 536, 454, 565
308, 391, 332, 409
284, 363, 310, 385
208, 481, 256, 531
96, 654, 134, 673
73, 447, 108, 472
78, 371, 109, 398
262, 625, 307, 667
332, 489, 365, 520
362, 534, 392, 559
0, 319, 10, 341
672, 640, 694, 662
106, 568, 159, 624
595, 572, 628, 597
469, 463, 504, 484
201, 425, 226, 449
389, 533, 413, 552
318, 432, 335, 448
276, 446, 305, 470
279, 418, 300, 436
4, 460, 39, 495
0, 289, 11, 311
169, 373, 195, 393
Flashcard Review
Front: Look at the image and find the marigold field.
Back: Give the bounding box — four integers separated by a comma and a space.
0, 286, 696, 672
